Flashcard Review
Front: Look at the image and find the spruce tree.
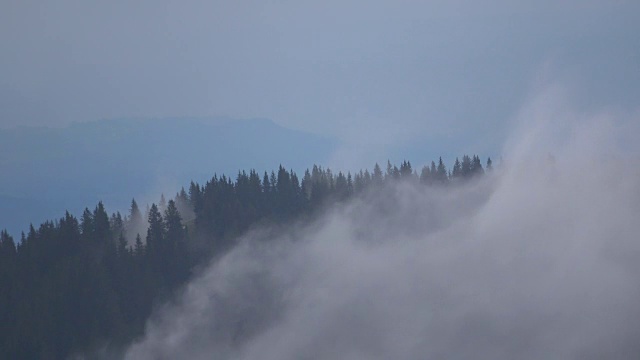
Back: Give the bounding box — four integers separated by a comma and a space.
436, 157, 448, 183
420, 165, 431, 184
452, 158, 461, 179
164, 200, 189, 286
372, 163, 383, 186
145, 204, 164, 258
471, 155, 484, 175
461, 155, 472, 178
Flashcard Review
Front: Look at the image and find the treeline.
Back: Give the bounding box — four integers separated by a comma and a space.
0, 155, 491, 359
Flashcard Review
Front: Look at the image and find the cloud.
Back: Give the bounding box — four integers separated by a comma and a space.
122, 92, 640, 359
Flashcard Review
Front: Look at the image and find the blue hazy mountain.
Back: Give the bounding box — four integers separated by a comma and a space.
0, 118, 337, 236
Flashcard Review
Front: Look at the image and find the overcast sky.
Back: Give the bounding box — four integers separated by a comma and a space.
1, 1, 638, 153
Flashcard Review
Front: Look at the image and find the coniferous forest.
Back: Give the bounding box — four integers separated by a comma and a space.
0, 156, 490, 359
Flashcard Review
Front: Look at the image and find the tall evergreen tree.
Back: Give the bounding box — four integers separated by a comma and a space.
436, 157, 448, 183
400, 160, 413, 178
335, 172, 349, 200
372, 163, 384, 186
80, 208, 94, 240
461, 155, 472, 178
164, 200, 189, 286
127, 198, 144, 240
471, 155, 484, 175
452, 158, 462, 179
146, 204, 164, 257
93, 202, 112, 244
420, 165, 431, 184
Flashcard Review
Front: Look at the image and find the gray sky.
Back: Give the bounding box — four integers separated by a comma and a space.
1, 0, 639, 153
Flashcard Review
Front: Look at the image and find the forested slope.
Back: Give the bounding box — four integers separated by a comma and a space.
0, 155, 490, 359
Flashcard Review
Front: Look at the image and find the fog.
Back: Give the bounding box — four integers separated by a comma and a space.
121, 95, 640, 359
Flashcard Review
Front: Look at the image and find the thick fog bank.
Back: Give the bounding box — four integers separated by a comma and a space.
124, 115, 640, 359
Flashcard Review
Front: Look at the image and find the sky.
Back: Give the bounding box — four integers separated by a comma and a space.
1, 0, 639, 159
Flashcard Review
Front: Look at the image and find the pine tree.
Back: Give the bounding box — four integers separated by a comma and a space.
461, 155, 472, 178
436, 157, 448, 183
335, 172, 349, 200
164, 200, 189, 286
452, 158, 462, 179
188, 182, 202, 211
420, 165, 431, 184
93, 202, 112, 244
80, 208, 94, 240
110, 212, 124, 241
471, 155, 484, 175
145, 204, 164, 257
158, 194, 167, 213
372, 163, 383, 186
363, 169, 371, 188
301, 169, 312, 199
116, 232, 128, 257
134, 234, 144, 257
127, 198, 144, 240
0, 229, 16, 260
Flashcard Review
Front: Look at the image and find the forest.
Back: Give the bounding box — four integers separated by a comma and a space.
0, 155, 490, 359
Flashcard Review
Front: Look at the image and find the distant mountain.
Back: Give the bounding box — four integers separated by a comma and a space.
0, 118, 338, 236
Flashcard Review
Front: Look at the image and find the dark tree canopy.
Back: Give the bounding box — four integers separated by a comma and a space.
0, 154, 492, 359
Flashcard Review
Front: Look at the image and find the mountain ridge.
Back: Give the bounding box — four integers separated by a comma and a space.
0, 117, 338, 235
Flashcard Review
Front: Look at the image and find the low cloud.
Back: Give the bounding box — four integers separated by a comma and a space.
123, 97, 640, 359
